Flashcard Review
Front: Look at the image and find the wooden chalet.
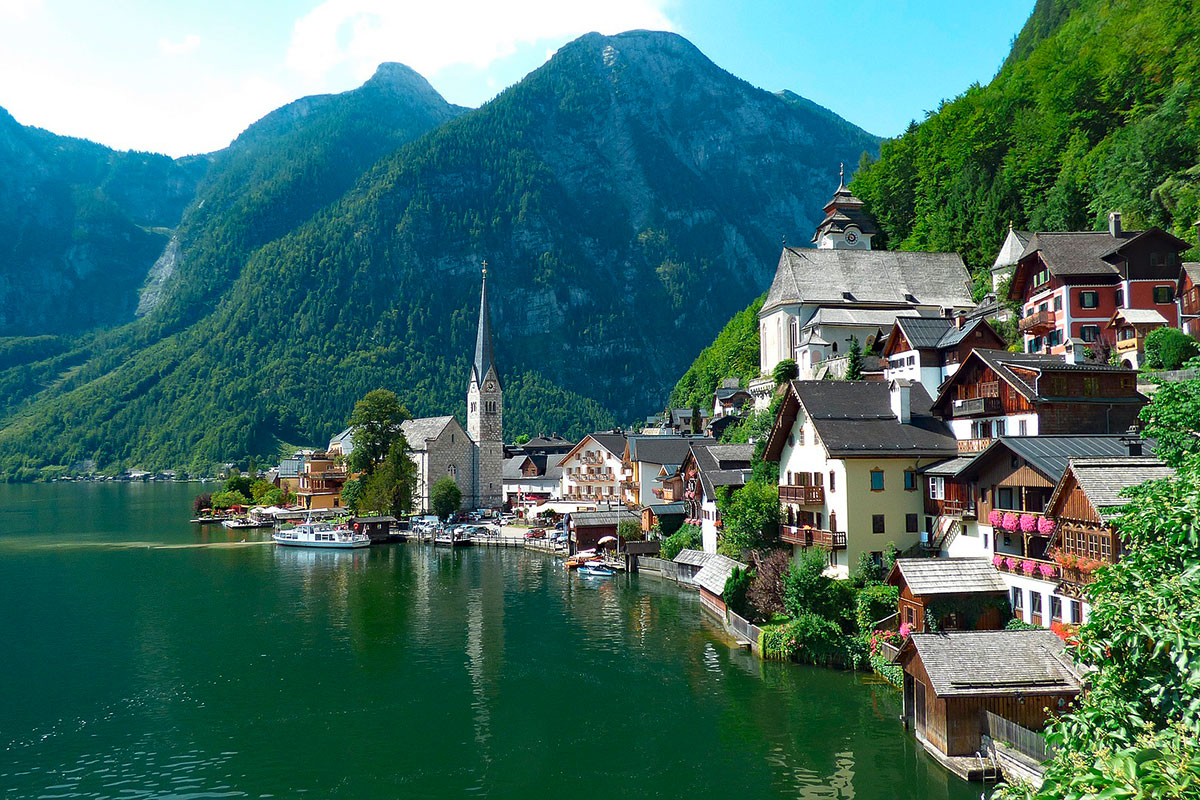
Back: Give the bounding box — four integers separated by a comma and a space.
899, 630, 1081, 768
566, 508, 638, 553
882, 314, 1007, 395
1106, 308, 1169, 370
1045, 455, 1174, 602
930, 349, 1144, 452
886, 558, 1009, 634
641, 501, 685, 533
1178, 261, 1200, 339
351, 516, 398, 543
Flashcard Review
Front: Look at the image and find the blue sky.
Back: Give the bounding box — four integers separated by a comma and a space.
0, 0, 1035, 157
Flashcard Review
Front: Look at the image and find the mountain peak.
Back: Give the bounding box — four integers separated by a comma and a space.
361, 62, 450, 106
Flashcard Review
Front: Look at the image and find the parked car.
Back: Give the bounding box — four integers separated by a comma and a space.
524, 528, 546, 540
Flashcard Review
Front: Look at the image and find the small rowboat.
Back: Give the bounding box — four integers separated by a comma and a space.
578, 563, 616, 577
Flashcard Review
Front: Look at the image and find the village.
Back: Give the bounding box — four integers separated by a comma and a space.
208, 173, 1199, 787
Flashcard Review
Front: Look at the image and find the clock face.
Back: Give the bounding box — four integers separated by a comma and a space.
485, 381, 495, 392
845, 229, 859, 244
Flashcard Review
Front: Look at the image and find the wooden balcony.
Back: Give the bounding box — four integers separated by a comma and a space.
1114, 337, 1140, 353
780, 524, 846, 549
1020, 310, 1056, 334
957, 437, 993, 454
993, 554, 1059, 582
779, 485, 825, 505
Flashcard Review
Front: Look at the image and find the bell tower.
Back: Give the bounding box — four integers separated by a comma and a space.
812, 163, 877, 250
467, 262, 503, 508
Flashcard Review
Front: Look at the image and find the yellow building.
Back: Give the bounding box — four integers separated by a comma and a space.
297, 452, 348, 511
763, 379, 958, 577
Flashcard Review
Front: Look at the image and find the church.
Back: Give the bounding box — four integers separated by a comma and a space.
330, 267, 504, 513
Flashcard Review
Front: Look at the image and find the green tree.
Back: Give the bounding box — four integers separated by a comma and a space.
249, 479, 275, 503
782, 550, 853, 624
210, 489, 250, 509
845, 336, 864, 381
660, 524, 701, 560
617, 518, 643, 543
340, 477, 364, 514
514, 434, 531, 445
431, 475, 462, 521
716, 480, 780, 557
224, 473, 254, 498
772, 358, 798, 385
348, 389, 411, 476
1143, 327, 1200, 370
358, 440, 418, 516
723, 565, 754, 618
1139, 378, 1200, 467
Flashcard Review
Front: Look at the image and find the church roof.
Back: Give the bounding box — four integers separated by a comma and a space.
473, 268, 497, 386
762, 247, 973, 315
401, 416, 457, 450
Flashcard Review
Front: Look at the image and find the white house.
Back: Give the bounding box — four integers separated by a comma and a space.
678, 443, 753, 553
557, 432, 627, 507
881, 315, 1008, 397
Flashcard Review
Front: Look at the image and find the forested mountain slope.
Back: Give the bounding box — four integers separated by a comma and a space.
0, 109, 207, 335
851, 0, 1200, 292
0, 30, 879, 477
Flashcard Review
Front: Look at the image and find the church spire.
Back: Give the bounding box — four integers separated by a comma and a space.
473, 261, 495, 385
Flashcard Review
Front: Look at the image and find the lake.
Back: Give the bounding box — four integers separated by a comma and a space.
0, 482, 977, 799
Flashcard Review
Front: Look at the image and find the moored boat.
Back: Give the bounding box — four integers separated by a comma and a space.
577, 563, 616, 577
272, 520, 370, 549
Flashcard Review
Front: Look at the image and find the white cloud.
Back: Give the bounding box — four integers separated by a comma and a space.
0, 0, 43, 21
285, 0, 675, 82
158, 34, 201, 56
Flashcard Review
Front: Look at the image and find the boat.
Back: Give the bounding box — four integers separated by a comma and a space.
221, 516, 272, 530
565, 551, 601, 569
272, 520, 370, 549
578, 563, 616, 577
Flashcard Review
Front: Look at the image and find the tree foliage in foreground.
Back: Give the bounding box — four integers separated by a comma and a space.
431, 476, 462, 521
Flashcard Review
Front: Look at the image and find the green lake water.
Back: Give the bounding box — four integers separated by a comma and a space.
0, 483, 979, 799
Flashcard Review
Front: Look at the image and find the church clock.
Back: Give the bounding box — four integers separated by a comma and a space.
844, 228, 859, 245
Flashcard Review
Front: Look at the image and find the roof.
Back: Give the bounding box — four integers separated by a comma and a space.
889, 558, 1008, 596
1053, 456, 1175, 521
628, 435, 712, 466
520, 434, 575, 451
401, 416, 456, 450
714, 386, 752, 401
762, 247, 972, 315
1019, 231, 1125, 279
277, 457, 304, 479
892, 315, 997, 351
769, 380, 957, 459
689, 442, 754, 497
1180, 262, 1200, 289
919, 456, 977, 477
905, 630, 1082, 698
673, 549, 716, 567
328, 426, 355, 453
643, 501, 686, 516
957, 435, 1149, 483
569, 509, 639, 527
806, 307, 929, 329
1110, 308, 1169, 326
502, 456, 528, 480
693, 554, 747, 597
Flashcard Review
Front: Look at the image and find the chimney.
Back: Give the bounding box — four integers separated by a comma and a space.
890, 379, 911, 424
1121, 425, 1143, 457
954, 310, 965, 330
1109, 211, 1122, 238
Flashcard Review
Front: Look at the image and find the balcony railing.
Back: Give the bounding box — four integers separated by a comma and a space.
958, 437, 993, 454
779, 485, 825, 505
993, 554, 1059, 581
780, 525, 846, 549
1020, 310, 1056, 334
1114, 338, 1140, 353
951, 395, 1002, 416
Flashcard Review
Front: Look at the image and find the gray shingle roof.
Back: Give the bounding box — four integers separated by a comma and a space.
277, 457, 304, 479
328, 426, 355, 454
569, 509, 639, 527
1059, 456, 1175, 520
1019, 231, 1126, 279
401, 416, 455, 451
762, 247, 973, 314
807, 307, 927, 329
502, 456, 528, 480
693, 554, 747, 597
907, 630, 1082, 697
942, 350, 1138, 405
919, 456, 977, 477
644, 501, 686, 516
1181, 262, 1200, 287
673, 549, 715, 567
891, 558, 1008, 596
959, 435, 1149, 484
1111, 308, 1169, 326
893, 315, 994, 350
628, 435, 712, 466
790, 380, 958, 457
586, 432, 628, 458
690, 442, 753, 497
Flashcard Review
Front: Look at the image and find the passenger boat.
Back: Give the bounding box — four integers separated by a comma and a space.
221, 516, 272, 530
272, 520, 370, 549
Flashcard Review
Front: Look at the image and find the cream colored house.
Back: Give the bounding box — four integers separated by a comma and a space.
763, 380, 958, 577
557, 432, 627, 507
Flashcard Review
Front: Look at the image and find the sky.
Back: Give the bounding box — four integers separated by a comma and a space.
0, 0, 1036, 157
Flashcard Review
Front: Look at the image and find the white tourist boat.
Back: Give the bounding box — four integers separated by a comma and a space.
272, 520, 370, 549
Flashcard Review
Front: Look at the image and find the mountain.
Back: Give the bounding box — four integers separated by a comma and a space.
0, 108, 207, 335
0, 30, 879, 478
668, 294, 763, 412
850, 0, 1200, 292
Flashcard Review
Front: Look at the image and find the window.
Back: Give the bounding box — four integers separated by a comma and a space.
1011, 587, 1023, 610
1083, 377, 1099, 397
829, 471, 836, 492
904, 469, 917, 491
829, 512, 837, 531
1068, 599, 1080, 624
994, 419, 1007, 437
997, 487, 1014, 510
1054, 295, 1063, 311
799, 427, 806, 446
929, 477, 945, 501
906, 513, 919, 533
788, 433, 794, 447
872, 514, 885, 534
1018, 419, 1028, 436
1115, 287, 1124, 308
1051, 596, 1063, 621
1030, 592, 1043, 617
1080, 291, 1099, 309
870, 470, 884, 491
1081, 325, 1100, 342
1154, 285, 1174, 304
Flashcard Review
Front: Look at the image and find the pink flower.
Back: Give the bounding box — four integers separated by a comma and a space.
1002, 512, 1018, 531
1004, 557, 1018, 571
1037, 516, 1056, 536
988, 510, 1003, 527
1038, 563, 1057, 578
1020, 514, 1037, 533
1021, 559, 1037, 575
992, 555, 1004, 567
899, 622, 911, 638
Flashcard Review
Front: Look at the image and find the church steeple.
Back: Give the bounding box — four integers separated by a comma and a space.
812, 163, 877, 250
472, 261, 497, 387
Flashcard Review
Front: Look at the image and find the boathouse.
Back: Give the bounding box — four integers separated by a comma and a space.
692, 553, 746, 616
351, 516, 398, 544
898, 630, 1081, 770
886, 558, 1010, 633
567, 508, 638, 553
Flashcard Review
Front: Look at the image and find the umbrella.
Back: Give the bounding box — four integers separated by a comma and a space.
597, 536, 618, 544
